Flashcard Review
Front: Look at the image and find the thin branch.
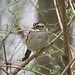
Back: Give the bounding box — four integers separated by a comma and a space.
0, 56, 5, 61
65, 1, 75, 15
2, 41, 8, 71
61, 58, 75, 75
30, 0, 48, 23
0, 0, 22, 13
0, 66, 9, 75
69, 0, 75, 14
0, 65, 45, 75
53, 0, 63, 30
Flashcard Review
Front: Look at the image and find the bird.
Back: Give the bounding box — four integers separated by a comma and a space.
22, 22, 48, 61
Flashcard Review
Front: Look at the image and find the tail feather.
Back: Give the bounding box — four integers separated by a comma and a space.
22, 49, 31, 61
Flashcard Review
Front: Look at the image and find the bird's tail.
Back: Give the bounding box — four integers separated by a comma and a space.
22, 49, 31, 61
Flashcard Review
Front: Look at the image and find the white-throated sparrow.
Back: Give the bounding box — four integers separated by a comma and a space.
22, 22, 48, 61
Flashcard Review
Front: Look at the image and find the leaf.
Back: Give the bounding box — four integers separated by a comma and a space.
13, 8, 17, 12
51, 49, 54, 52
67, 16, 72, 19
13, 8, 19, 17
49, 70, 56, 75
24, 71, 26, 75
29, 64, 32, 68
37, 67, 41, 72
46, 27, 52, 34
11, 25, 16, 32
55, 65, 61, 69
52, 70, 56, 74
47, 31, 52, 34
60, 35, 63, 38
42, 52, 45, 54
66, 9, 71, 15
47, 54, 52, 58
49, 62, 53, 65
0, 34, 4, 39
6, 23, 10, 30
34, 67, 37, 71
37, 5, 39, 9
26, 64, 28, 68
46, 27, 48, 31
17, 59, 20, 61
8, 8, 12, 13
20, 38, 26, 44
0, 49, 2, 54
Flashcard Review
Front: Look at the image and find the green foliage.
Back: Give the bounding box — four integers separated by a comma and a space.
49, 70, 56, 75
49, 62, 53, 65
0, 34, 4, 39
25, 64, 28, 68
13, 8, 19, 22
11, 25, 16, 32
37, 67, 41, 72
20, 38, 26, 44
29, 64, 32, 68
66, 9, 72, 20
34, 67, 41, 72
34, 67, 37, 71
47, 54, 52, 58
7, 23, 16, 32
0, 49, 2, 54
6, 23, 10, 30
42, 52, 45, 55
8, 8, 19, 22
46, 28, 52, 34
47, 31, 52, 34
66, 9, 71, 15
24, 71, 26, 75
8, 8, 13, 14
50, 49, 54, 52
16, 59, 20, 61
60, 35, 63, 39
55, 65, 61, 69
37, 5, 39, 9
26, 64, 41, 72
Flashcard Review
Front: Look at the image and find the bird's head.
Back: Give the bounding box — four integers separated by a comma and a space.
32, 22, 45, 31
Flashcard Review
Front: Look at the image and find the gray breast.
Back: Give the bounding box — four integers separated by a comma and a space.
26, 31, 48, 51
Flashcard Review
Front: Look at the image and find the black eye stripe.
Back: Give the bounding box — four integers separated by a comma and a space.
33, 25, 44, 27
33, 22, 42, 26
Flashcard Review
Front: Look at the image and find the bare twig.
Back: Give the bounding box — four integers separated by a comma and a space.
0, 67, 9, 75
61, 58, 75, 75
0, 65, 45, 75
0, 0, 22, 13
2, 41, 8, 71
53, 0, 63, 30
30, 0, 48, 23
